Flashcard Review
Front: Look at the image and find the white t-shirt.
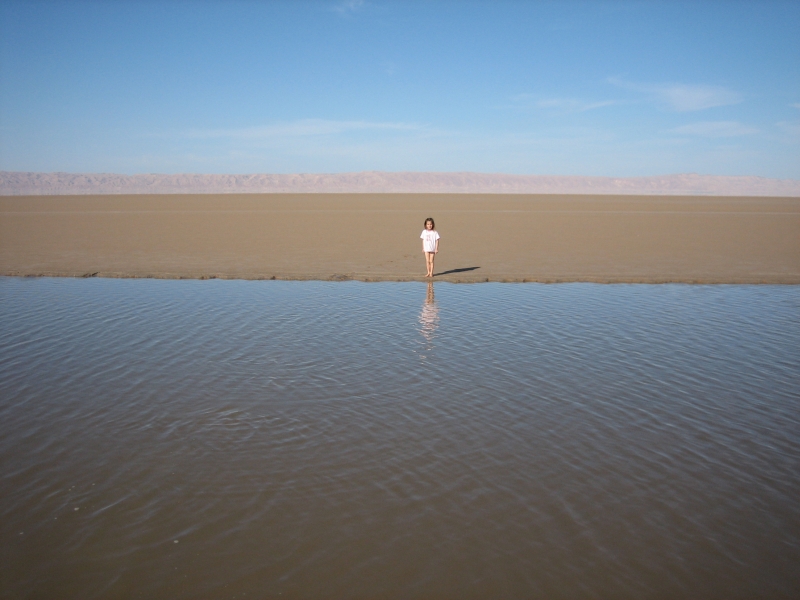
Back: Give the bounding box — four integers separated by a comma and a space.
421, 229, 440, 253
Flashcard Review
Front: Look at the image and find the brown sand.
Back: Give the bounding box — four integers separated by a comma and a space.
1, 194, 799, 283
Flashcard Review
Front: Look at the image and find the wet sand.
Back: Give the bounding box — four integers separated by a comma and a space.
1, 193, 799, 283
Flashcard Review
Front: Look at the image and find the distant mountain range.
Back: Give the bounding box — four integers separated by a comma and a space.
2, 171, 799, 196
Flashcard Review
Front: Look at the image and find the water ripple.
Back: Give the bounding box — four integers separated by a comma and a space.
1, 278, 798, 599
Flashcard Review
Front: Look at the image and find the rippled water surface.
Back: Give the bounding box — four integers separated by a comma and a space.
1, 278, 799, 599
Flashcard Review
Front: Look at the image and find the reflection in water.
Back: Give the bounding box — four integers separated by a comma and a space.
418, 282, 440, 349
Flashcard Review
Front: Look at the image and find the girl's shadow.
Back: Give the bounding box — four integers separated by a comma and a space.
434, 266, 480, 276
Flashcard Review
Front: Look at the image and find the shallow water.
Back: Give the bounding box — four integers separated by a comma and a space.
1, 278, 798, 599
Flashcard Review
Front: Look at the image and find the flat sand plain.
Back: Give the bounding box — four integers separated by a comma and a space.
1, 194, 799, 283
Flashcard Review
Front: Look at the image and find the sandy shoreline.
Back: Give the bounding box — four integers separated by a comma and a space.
2, 193, 799, 284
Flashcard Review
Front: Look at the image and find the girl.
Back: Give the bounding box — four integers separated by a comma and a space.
420, 217, 440, 277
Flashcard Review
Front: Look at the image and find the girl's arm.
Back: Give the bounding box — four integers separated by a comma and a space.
422, 240, 426, 253
435, 238, 439, 253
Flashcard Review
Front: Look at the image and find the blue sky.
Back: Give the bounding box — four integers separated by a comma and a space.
1, 0, 798, 177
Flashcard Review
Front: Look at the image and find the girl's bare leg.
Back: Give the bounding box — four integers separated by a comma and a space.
425, 252, 435, 277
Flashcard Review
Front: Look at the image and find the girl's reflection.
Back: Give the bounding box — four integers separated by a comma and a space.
418, 282, 439, 344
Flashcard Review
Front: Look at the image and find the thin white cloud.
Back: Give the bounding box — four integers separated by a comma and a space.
538, 98, 617, 112
184, 119, 422, 139
609, 77, 742, 111
332, 0, 365, 14
670, 121, 759, 137
510, 94, 617, 113
792, 103, 800, 110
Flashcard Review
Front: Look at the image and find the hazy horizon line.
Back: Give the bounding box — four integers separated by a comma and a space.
3, 170, 800, 197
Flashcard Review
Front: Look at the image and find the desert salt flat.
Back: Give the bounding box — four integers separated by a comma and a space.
2, 193, 799, 283
1, 278, 798, 599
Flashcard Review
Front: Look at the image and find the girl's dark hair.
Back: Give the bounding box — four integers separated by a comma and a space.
424, 217, 435, 229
